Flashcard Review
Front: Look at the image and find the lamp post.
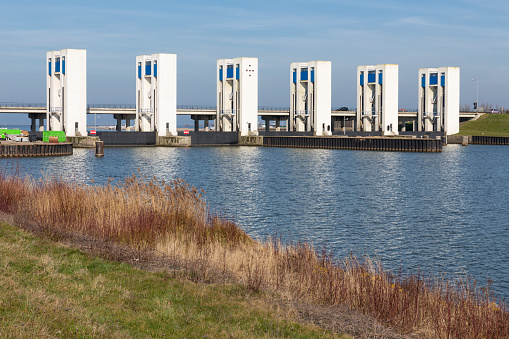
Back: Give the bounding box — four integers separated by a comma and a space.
472, 79, 478, 113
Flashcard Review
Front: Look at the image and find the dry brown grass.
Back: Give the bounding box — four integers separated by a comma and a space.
0, 170, 507, 338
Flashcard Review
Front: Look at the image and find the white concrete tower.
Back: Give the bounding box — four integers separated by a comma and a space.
418, 67, 460, 135
46, 49, 87, 136
290, 61, 332, 135
136, 53, 177, 136
216, 57, 258, 136
356, 64, 398, 135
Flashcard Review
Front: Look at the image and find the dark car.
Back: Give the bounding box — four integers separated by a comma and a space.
336, 107, 349, 111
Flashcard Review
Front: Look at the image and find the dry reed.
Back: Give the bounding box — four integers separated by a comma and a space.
0, 170, 507, 338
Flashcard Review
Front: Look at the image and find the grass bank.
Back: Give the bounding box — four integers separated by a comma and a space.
0, 171, 508, 338
458, 113, 509, 136
0, 221, 339, 338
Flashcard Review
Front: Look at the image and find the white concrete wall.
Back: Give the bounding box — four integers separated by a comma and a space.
441, 67, 460, 135
216, 57, 258, 136
237, 57, 258, 136
153, 54, 177, 136
310, 61, 331, 136
46, 49, 87, 136
61, 49, 87, 136
381, 64, 399, 135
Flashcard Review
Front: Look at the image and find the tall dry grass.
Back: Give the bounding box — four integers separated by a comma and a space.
0, 170, 507, 338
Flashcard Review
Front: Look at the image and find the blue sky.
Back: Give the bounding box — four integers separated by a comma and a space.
1, 0, 508, 123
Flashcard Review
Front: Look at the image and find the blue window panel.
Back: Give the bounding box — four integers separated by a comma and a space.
378, 72, 383, 85
138, 65, 141, 78
368, 71, 376, 83
421, 75, 425, 87
55, 58, 60, 73
145, 63, 151, 76
430, 74, 438, 85
293, 71, 296, 83
236, 65, 239, 79
226, 65, 233, 78
360, 73, 364, 86
219, 68, 223, 81
154, 63, 157, 77
311, 70, 315, 82
300, 70, 308, 81
48, 61, 52, 76
441, 75, 445, 87
62, 60, 65, 74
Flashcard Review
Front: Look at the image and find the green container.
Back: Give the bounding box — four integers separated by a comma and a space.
43, 131, 66, 142
0, 129, 21, 139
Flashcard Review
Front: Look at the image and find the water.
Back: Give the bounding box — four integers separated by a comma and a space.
3, 144, 509, 299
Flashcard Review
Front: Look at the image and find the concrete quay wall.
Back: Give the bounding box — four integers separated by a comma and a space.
263, 136, 442, 152
0, 142, 73, 157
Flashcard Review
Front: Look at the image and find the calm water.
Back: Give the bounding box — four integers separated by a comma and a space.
3, 144, 509, 299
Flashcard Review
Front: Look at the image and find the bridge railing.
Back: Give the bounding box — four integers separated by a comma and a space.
258, 106, 290, 111
88, 104, 136, 109
178, 105, 216, 110
0, 102, 46, 108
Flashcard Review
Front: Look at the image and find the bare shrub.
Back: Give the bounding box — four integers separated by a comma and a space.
0, 171, 507, 338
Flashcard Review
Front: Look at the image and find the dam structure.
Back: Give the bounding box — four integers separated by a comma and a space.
46, 49, 87, 137
0, 49, 480, 151
418, 67, 460, 135
356, 64, 399, 135
216, 57, 258, 136
289, 61, 332, 136
135, 53, 177, 136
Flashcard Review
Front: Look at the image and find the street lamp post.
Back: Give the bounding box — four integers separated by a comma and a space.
472, 79, 478, 113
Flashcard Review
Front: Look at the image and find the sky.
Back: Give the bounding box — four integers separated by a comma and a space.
1, 0, 508, 124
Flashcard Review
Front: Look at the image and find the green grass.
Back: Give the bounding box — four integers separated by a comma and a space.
0, 222, 342, 338
458, 113, 509, 136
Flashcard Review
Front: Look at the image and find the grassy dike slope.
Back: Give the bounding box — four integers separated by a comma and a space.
0, 222, 340, 338
458, 113, 509, 136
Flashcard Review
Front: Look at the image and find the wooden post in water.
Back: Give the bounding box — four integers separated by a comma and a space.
95, 141, 104, 157
462, 136, 468, 146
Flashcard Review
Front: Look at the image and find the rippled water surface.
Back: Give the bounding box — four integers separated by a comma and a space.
4, 144, 509, 298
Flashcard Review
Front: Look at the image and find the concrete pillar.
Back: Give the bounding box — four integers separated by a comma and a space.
31, 117, 36, 132
276, 117, 280, 132
126, 119, 131, 132
116, 117, 122, 132
204, 117, 209, 131
194, 116, 199, 132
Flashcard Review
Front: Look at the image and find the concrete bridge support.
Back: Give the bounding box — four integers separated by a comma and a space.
191, 114, 215, 132
114, 114, 136, 132
29, 113, 46, 132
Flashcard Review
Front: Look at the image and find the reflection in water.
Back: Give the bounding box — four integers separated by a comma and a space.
4, 144, 509, 298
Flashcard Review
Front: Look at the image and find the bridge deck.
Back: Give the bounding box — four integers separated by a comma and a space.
0, 105, 477, 119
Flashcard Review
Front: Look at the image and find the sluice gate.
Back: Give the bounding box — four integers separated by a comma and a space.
263, 136, 442, 152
